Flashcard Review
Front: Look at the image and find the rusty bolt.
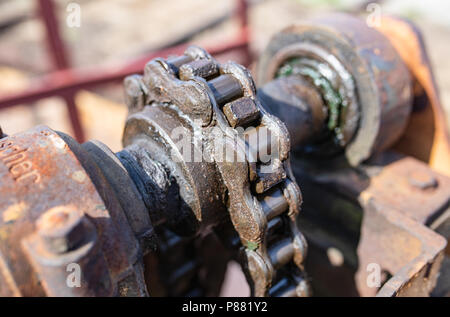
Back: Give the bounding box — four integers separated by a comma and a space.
408, 170, 438, 190
37, 206, 89, 254
223, 97, 260, 128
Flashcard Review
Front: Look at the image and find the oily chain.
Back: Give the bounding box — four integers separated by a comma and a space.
125, 46, 310, 297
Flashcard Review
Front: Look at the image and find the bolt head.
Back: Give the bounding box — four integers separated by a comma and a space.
37, 206, 87, 254
408, 170, 438, 190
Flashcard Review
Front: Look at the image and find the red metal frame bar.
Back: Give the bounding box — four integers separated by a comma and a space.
0, 39, 248, 112
38, 0, 85, 142
0, 0, 250, 142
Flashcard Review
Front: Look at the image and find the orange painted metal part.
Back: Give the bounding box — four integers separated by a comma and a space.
295, 153, 449, 297
376, 16, 450, 177
357, 157, 448, 296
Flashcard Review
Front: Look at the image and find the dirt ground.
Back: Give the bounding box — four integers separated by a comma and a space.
0, 0, 449, 296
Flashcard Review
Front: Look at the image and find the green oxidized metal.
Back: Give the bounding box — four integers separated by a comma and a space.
277, 58, 346, 147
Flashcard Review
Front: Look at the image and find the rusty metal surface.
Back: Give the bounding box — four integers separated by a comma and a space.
375, 16, 450, 177
358, 157, 449, 296
82, 140, 155, 254
0, 126, 107, 295
0, 126, 148, 296
259, 15, 450, 294
255, 15, 449, 296
359, 198, 446, 297
257, 13, 413, 166
0, 12, 449, 298
58, 132, 149, 296
292, 153, 449, 297
122, 45, 309, 297
361, 157, 450, 225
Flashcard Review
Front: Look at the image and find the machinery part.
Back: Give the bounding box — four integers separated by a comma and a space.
0, 47, 310, 297
122, 45, 309, 297
143, 229, 230, 297
0, 109, 228, 298
0, 12, 448, 298
357, 157, 448, 296
255, 13, 449, 296
258, 75, 327, 149
0, 127, 151, 296
292, 153, 448, 297
257, 13, 413, 166
374, 16, 450, 177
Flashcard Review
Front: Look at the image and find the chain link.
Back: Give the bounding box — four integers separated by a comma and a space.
127, 46, 310, 297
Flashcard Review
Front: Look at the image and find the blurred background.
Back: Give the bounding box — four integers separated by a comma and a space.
0, 0, 449, 152
0, 0, 449, 295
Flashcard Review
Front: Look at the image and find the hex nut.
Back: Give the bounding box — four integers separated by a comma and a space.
37, 206, 89, 254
